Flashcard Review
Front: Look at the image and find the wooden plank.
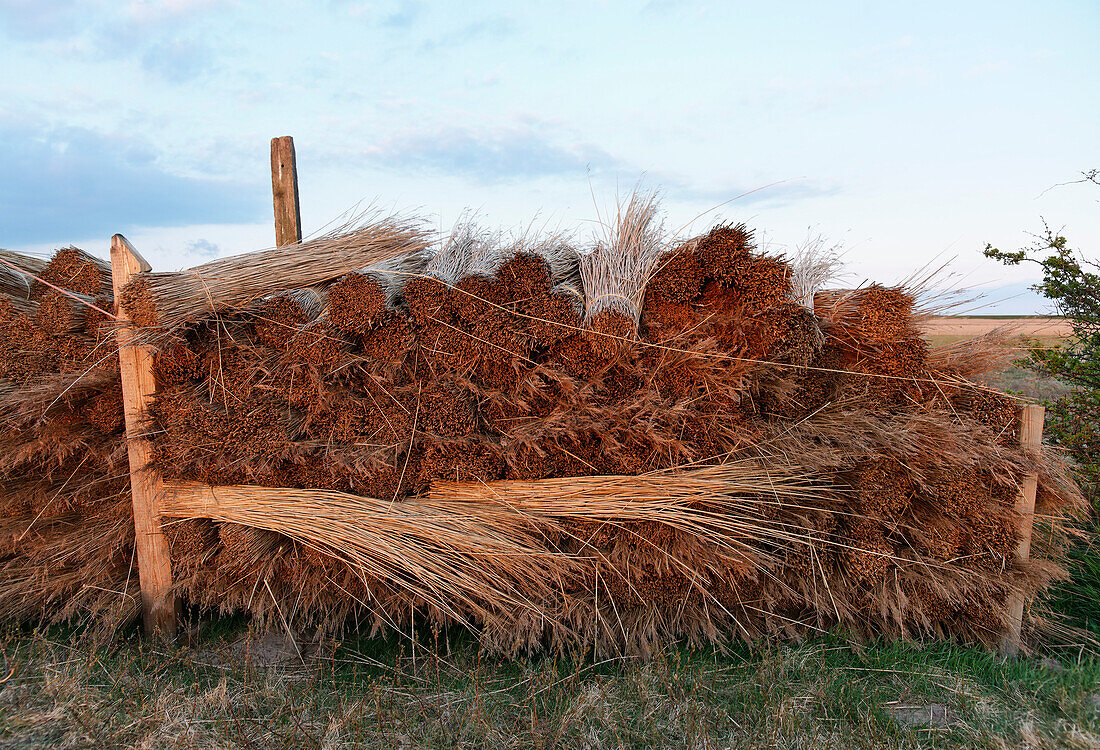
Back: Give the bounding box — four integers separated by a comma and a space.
1000, 403, 1045, 656
111, 234, 177, 637
270, 136, 302, 247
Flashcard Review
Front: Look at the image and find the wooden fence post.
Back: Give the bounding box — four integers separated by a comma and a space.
1000, 403, 1045, 657
111, 234, 177, 637
270, 136, 302, 247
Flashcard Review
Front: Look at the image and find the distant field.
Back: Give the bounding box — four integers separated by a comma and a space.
923, 316, 1071, 348
921, 316, 1072, 401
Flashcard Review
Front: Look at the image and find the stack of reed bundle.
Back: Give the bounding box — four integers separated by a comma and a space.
0, 247, 135, 631
128, 198, 1082, 653
0, 193, 1087, 656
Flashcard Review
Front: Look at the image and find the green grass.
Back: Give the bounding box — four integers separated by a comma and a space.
0, 624, 1096, 749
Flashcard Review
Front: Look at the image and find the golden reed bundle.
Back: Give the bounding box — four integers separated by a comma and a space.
160, 482, 576, 626
120, 211, 432, 331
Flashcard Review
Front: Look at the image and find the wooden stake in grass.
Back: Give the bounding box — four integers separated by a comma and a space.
1000, 403, 1044, 657
271, 136, 302, 248
111, 234, 177, 637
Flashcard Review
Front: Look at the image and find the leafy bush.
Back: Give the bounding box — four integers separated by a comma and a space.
985, 170, 1100, 632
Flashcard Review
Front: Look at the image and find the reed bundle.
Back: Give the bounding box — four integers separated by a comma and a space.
160, 482, 575, 625
328, 249, 431, 334
789, 233, 845, 309
37, 247, 112, 297
0, 249, 47, 300
580, 190, 667, 354
120, 212, 432, 331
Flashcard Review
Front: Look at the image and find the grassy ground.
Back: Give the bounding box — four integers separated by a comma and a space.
0, 624, 1097, 749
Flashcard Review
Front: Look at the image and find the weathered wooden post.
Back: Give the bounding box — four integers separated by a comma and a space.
270, 136, 302, 247
111, 234, 177, 637
1000, 403, 1045, 656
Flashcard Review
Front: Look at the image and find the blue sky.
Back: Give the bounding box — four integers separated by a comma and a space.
2, 0, 1098, 312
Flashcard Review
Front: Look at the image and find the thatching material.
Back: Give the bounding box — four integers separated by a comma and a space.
0, 501, 137, 631
286, 321, 349, 368
0, 249, 48, 300
0, 295, 36, 325
497, 240, 578, 300
252, 288, 325, 348
34, 289, 94, 335
159, 462, 836, 645
580, 190, 667, 342
160, 481, 575, 626
405, 220, 495, 326
153, 341, 203, 386
789, 234, 846, 309
0, 204, 1087, 656
35, 247, 112, 298
120, 214, 431, 330
694, 223, 755, 286
525, 282, 583, 346
646, 244, 705, 305
328, 249, 430, 334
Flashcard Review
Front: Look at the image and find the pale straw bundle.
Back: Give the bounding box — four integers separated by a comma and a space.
160, 482, 578, 626
580, 189, 668, 326
431, 461, 842, 564
0, 249, 48, 300
788, 232, 846, 310
429, 216, 503, 283
120, 211, 432, 331
160, 462, 839, 628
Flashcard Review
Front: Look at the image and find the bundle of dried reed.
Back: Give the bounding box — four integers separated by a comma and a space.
160, 482, 577, 625
251, 288, 328, 348
0, 499, 137, 630
36, 247, 113, 298
328, 248, 432, 333
120, 212, 432, 331
579, 190, 667, 352
789, 233, 846, 309
404, 219, 500, 326
0, 249, 48, 300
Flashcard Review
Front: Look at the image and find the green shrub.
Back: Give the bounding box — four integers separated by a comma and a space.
985, 171, 1100, 632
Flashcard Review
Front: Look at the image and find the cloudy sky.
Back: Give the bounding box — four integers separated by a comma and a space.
2, 0, 1097, 312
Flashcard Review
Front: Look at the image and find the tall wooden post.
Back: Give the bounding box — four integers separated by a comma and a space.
111, 234, 177, 637
270, 136, 302, 247
1000, 403, 1045, 657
